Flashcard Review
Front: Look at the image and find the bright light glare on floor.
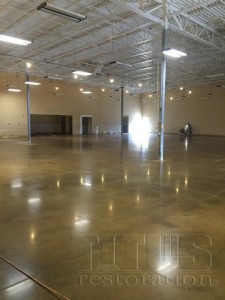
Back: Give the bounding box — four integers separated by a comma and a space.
11, 179, 23, 189
6, 279, 33, 295
158, 261, 171, 271
80, 176, 92, 186
129, 114, 151, 149
28, 197, 41, 204
75, 219, 89, 226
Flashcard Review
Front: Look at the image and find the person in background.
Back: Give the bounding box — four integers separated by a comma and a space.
185, 122, 192, 135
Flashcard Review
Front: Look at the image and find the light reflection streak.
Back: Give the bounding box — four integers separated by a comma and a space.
11, 179, 23, 189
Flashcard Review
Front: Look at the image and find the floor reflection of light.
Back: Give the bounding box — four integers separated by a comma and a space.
168, 171, 171, 176
147, 169, 150, 176
176, 187, 179, 193
80, 176, 92, 186
136, 195, 140, 202
74, 219, 89, 226
6, 279, 33, 295
185, 177, 188, 186
185, 138, 188, 151
11, 179, 23, 189
30, 231, 35, 240
124, 173, 127, 181
158, 261, 171, 271
109, 204, 113, 211
101, 175, 105, 183
57, 180, 60, 188
129, 114, 151, 149
83, 182, 92, 186
28, 197, 41, 204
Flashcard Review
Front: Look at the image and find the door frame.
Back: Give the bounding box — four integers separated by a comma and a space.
80, 115, 93, 135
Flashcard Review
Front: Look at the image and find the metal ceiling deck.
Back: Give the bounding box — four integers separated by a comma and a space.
0, 0, 225, 93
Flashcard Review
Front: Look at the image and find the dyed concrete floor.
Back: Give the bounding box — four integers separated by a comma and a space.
0, 134, 224, 300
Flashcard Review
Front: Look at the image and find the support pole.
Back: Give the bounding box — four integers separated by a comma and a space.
26, 65, 31, 142
120, 86, 124, 135
159, 3, 168, 161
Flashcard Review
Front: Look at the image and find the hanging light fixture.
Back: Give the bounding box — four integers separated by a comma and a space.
37, 2, 86, 22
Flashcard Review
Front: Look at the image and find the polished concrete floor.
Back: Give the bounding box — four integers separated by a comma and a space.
0, 134, 225, 300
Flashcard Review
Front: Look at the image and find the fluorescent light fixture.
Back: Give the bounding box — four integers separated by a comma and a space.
206, 73, 224, 78
24, 81, 41, 85
82, 91, 92, 94
72, 70, 92, 76
44, 75, 63, 81
0, 34, 32, 46
37, 2, 86, 22
163, 48, 187, 58
8, 88, 21, 92
109, 61, 132, 67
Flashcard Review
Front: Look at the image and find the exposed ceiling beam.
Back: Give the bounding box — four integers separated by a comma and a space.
116, 0, 225, 49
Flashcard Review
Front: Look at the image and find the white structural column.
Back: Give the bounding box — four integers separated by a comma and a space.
25, 64, 31, 142
159, 1, 168, 161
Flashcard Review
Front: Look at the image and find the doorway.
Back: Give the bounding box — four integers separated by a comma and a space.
31, 114, 73, 136
122, 116, 129, 133
80, 115, 93, 135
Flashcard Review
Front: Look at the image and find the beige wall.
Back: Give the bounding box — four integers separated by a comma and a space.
0, 74, 141, 137
143, 82, 225, 136
1, 73, 225, 138
0, 75, 27, 137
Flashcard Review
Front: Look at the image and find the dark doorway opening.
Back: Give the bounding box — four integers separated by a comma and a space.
122, 116, 129, 133
31, 114, 73, 136
81, 116, 92, 135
